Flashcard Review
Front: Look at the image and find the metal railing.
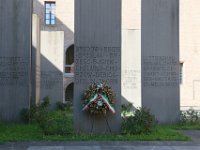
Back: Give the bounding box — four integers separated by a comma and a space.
64, 65, 74, 77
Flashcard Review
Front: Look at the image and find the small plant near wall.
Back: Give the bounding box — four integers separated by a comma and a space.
122, 107, 157, 135
56, 101, 73, 111
20, 96, 50, 124
180, 108, 200, 125
121, 102, 134, 118
20, 96, 73, 135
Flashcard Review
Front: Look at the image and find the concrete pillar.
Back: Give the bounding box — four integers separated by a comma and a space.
32, 14, 41, 105
74, 0, 121, 133
141, 0, 180, 123
0, 0, 32, 121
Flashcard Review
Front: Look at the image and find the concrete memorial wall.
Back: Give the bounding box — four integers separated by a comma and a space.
40, 31, 64, 107
74, 0, 121, 133
141, 0, 180, 123
32, 14, 41, 105
0, 0, 32, 121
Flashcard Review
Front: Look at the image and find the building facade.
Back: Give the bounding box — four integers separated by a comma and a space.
180, 0, 200, 110
33, 0, 75, 105
33, 0, 200, 110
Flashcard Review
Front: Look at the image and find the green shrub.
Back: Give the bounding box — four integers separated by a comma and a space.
56, 101, 72, 111
43, 111, 73, 135
122, 107, 156, 134
121, 102, 133, 118
20, 96, 50, 124
20, 97, 74, 135
34, 97, 50, 130
40, 96, 50, 108
20, 108, 29, 123
180, 108, 200, 125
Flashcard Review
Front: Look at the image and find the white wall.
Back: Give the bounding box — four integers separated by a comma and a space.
40, 31, 64, 107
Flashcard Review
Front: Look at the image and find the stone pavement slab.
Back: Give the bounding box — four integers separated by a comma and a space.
0, 142, 199, 150
2, 141, 200, 150
28, 146, 102, 150
182, 130, 200, 142
28, 146, 64, 150
26, 146, 200, 150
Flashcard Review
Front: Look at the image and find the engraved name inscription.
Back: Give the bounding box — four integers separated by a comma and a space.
0, 57, 29, 87
75, 46, 120, 85
122, 69, 140, 89
41, 71, 63, 89
143, 56, 179, 87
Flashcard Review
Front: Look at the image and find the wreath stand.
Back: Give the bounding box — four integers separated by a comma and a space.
82, 83, 115, 134
90, 113, 112, 134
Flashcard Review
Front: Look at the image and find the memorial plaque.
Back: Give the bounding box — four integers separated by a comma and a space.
0, 0, 32, 121
74, 0, 121, 133
40, 31, 64, 108
141, 0, 180, 123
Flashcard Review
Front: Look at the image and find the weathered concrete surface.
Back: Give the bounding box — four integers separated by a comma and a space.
32, 14, 41, 105
74, 0, 121, 133
122, 29, 141, 108
0, 0, 32, 121
141, 0, 180, 123
40, 31, 64, 107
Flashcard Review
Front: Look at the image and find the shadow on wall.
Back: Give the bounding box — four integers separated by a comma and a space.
40, 53, 63, 108
31, 46, 40, 105
31, 48, 65, 109
121, 96, 137, 111
33, 0, 75, 105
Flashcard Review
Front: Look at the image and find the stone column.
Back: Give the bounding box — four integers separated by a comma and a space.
74, 0, 121, 133
0, 0, 32, 121
32, 14, 41, 105
141, 0, 180, 123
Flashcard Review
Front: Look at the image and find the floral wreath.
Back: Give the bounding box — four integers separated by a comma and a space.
82, 82, 116, 115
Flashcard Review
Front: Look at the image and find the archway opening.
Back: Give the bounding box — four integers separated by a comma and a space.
65, 82, 74, 104
65, 44, 74, 75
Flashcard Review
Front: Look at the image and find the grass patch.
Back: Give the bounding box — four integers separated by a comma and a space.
0, 123, 190, 142
0, 109, 192, 142
168, 123, 200, 130
0, 123, 43, 142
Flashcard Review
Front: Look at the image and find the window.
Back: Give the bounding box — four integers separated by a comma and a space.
180, 62, 183, 84
45, 1, 56, 25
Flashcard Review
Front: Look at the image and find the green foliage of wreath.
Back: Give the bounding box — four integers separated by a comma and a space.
82, 83, 115, 115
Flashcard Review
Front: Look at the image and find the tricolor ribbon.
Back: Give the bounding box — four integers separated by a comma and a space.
82, 94, 115, 114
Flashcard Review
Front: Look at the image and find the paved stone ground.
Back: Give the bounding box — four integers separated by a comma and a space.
1, 141, 200, 150
182, 130, 200, 142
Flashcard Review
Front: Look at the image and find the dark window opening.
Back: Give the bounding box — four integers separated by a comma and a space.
65, 83, 74, 102
65, 45, 74, 74
180, 62, 183, 84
